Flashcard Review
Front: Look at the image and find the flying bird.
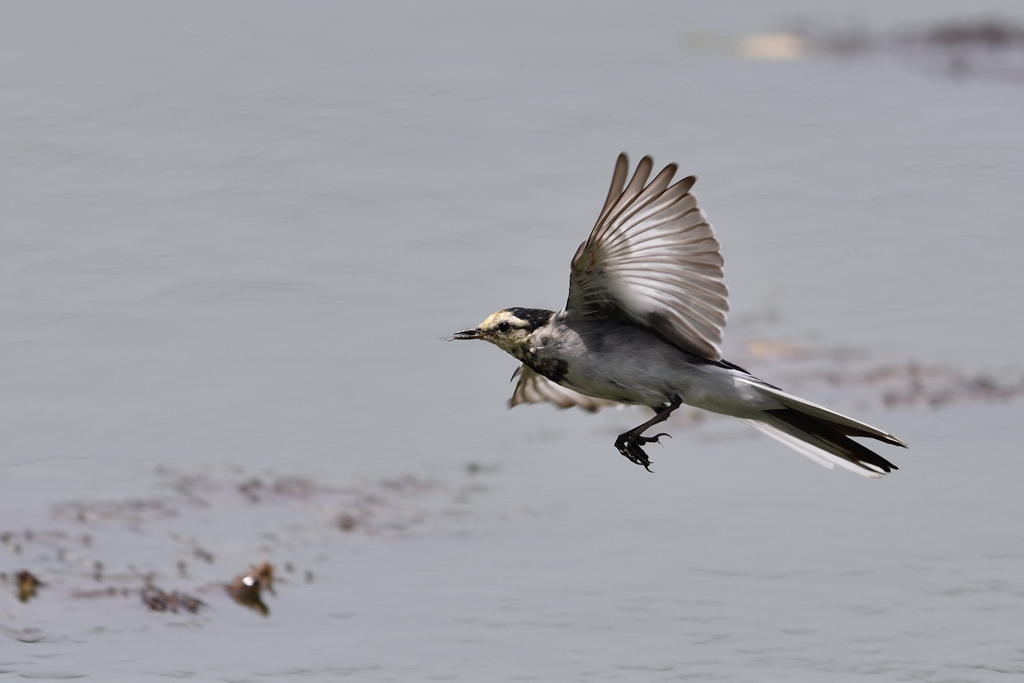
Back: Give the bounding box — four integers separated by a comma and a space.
453, 154, 906, 477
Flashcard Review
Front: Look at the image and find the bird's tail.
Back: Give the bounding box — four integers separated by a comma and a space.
740, 382, 907, 478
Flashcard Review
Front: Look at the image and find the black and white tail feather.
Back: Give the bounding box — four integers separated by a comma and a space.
740, 380, 904, 478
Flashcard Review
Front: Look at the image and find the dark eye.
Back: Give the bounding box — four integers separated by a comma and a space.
496, 321, 512, 333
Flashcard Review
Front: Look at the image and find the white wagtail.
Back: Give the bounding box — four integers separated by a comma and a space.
453, 154, 906, 476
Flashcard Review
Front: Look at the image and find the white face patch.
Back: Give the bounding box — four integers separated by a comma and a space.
479, 310, 528, 332
477, 310, 532, 354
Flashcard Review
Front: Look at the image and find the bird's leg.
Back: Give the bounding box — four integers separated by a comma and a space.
614, 394, 683, 472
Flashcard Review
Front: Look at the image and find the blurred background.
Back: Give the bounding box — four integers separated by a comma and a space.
1, 1, 1023, 679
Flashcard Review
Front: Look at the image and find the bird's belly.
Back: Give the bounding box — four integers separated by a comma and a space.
674, 369, 778, 417
559, 352, 776, 417
560, 361, 667, 406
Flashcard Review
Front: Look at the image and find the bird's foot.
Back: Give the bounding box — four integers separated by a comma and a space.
614, 432, 671, 472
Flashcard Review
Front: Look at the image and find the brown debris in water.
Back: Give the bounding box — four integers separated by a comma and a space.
226, 562, 275, 616
0, 466, 491, 634
141, 583, 205, 614
71, 586, 134, 599
330, 475, 443, 536
734, 338, 1024, 410
804, 18, 1024, 81
239, 476, 331, 504
14, 570, 43, 602
52, 498, 183, 526
870, 363, 1024, 408
923, 21, 1024, 49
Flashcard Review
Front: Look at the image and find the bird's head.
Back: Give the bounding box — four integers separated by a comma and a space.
452, 308, 554, 357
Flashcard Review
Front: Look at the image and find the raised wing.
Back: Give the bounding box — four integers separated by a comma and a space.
566, 153, 729, 359
509, 364, 617, 412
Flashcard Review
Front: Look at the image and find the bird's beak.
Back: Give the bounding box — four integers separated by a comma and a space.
452, 327, 484, 340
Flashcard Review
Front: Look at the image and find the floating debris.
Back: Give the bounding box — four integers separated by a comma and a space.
239, 476, 331, 504
336, 513, 358, 532
740, 352, 1024, 410
52, 498, 182, 525
227, 562, 275, 616
808, 18, 1024, 81
465, 461, 499, 475
0, 468, 489, 636
686, 18, 1024, 81
71, 586, 133, 599
193, 547, 215, 564
141, 584, 205, 614
15, 570, 43, 602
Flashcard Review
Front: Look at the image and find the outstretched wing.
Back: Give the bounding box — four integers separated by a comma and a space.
566, 153, 729, 360
509, 364, 617, 412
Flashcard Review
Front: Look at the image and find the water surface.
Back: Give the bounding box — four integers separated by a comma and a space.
1, 2, 1023, 680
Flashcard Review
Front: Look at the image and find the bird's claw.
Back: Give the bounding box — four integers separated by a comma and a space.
638, 432, 671, 445
614, 431, 672, 472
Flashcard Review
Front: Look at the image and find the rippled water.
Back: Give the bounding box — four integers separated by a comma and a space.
2, 2, 1023, 680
